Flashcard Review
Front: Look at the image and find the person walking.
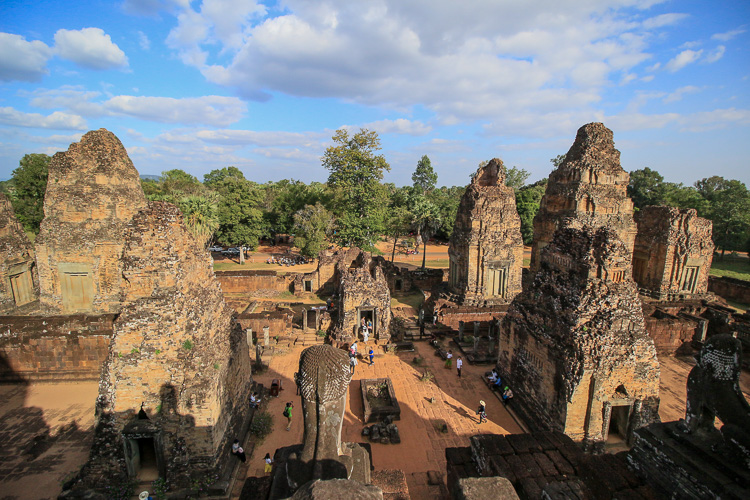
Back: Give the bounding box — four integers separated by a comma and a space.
264, 453, 273, 474
369, 347, 375, 365
350, 355, 358, 375
456, 356, 463, 378
477, 400, 487, 424
444, 350, 453, 369
232, 439, 246, 462
283, 402, 294, 431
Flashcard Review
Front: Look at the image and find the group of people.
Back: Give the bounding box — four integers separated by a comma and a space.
349, 341, 375, 374
488, 369, 514, 404
360, 317, 373, 342
443, 350, 465, 378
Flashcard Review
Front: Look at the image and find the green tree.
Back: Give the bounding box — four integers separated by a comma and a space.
215, 178, 267, 254
160, 169, 204, 198
293, 203, 334, 258
551, 154, 566, 168
9, 153, 50, 234
428, 185, 463, 240
178, 195, 219, 248
203, 166, 245, 188
505, 166, 530, 191
322, 128, 391, 249
410, 197, 442, 269
700, 178, 750, 255
412, 155, 437, 195
628, 167, 669, 209
515, 179, 547, 244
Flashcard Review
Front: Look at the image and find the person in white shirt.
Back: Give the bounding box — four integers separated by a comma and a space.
456, 357, 463, 378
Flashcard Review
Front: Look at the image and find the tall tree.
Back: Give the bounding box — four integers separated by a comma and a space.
505, 166, 530, 191
293, 203, 334, 258
322, 128, 390, 249
700, 178, 750, 255
178, 194, 219, 248
516, 179, 547, 244
215, 177, 267, 254
412, 155, 437, 195
628, 167, 668, 209
410, 197, 441, 269
9, 153, 50, 234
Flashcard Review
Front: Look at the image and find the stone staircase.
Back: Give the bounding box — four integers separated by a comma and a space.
295, 331, 327, 346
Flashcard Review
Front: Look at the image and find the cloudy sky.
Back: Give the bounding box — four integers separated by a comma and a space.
1, 0, 748, 187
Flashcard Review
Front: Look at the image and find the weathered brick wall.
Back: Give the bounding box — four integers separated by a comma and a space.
293, 247, 360, 296
237, 310, 292, 341
439, 306, 507, 330
91, 202, 251, 488
501, 225, 660, 447
0, 194, 39, 313
530, 123, 636, 274
633, 206, 713, 299
215, 270, 292, 294
35, 129, 147, 314
0, 314, 114, 380
448, 159, 524, 306
709, 275, 750, 305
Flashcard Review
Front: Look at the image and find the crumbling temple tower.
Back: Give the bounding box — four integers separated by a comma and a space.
333, 250, 391, 344
35, 129, 147, 313
633, 206, 714, 300
70, 202, 252, 491
0, 194, 39, 313
530, 123, 636, 275
499, 225, 660, 449
448, 158, 523, 306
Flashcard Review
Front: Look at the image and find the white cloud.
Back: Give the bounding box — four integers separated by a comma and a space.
711, 28, 746, 42
357, 119, 432, 136
137, 31, 151, 50
0, 33, 53, 82
705, 45, 725, 63
161, 0, 680, 129
24, 88, 246, 126
663, 85, 700, 103
679, 107, 750, 132
665, 49, 702, 72
642, 13, 688, 29
102, 95, 246, 126
0, 107, 87, 130
54, 28, 129, 70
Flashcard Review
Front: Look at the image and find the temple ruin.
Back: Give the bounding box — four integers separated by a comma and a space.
0, 193, 38, 313
34, 129, 147, 313
530, 123, 636, 275
331, 250, 391, 345
633, 206, 714, 300
500, 225, 660, 448
448, 158, 523, 306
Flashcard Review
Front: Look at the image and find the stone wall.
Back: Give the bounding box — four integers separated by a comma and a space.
448, 159, 524, 306
633, 206, 714, 300
79, 202, 252, 490
236, 310, 293, 342
35, 129, 147, 314
293, 247, 360, 296
709, 275, 750, 305
0, 314, 114, 381
334, 250, 392, 343
530, 123, 636, 275
0, 193, 39, 313
642, 305, 702, 353
500, 225, 660, 448
215, 270, 292, 295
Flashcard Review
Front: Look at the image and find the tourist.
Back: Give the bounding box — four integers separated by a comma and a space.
363, 327, 369, 343
456, 356, 463, 378
264, 453, 273, 474
369, 347, 375, 365
502, 387, 514, 405
283, 402, 294, 431
487, 368, 499, 382
444, 350, 453, 369
350, 355, 358, 375
350, 341, 358, 357
367, 319, 373, 335
250, 392, 260, 409
493, 377, 503, 391
361, 317, 367, 335
477, 401, 487, 424
293, 372, 301, 395
232, 439, 246, 462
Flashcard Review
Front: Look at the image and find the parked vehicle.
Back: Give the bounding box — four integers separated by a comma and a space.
222, 247, 241, 255
208, 246, 224, 252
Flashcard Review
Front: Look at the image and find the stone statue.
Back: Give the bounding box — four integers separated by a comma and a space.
682, 334, 750, 467
295, 345, 370, 483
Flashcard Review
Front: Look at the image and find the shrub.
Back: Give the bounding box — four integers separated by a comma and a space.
412, 356, 424, 366
249, 411, 273, 441
182, 339, 194, 350
420, 369, 434, 383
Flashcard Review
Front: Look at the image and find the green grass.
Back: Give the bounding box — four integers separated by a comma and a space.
392, 292, 424, 309
710, 257, 750, 281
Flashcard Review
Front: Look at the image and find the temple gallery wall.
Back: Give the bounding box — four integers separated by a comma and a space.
0, 123, 748, 499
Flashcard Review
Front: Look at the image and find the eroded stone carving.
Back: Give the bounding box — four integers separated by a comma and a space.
633, 206, 714, 300
448, 158, 523, 306
530, 123, 635, 274
0, 193, 39, 312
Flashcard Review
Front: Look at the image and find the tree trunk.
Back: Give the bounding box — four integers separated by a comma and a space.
391, 234, 398, 262
421, 238, 427, 269
239, 246, 245, 264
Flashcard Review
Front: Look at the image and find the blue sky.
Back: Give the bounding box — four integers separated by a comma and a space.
1, 0, 748, 188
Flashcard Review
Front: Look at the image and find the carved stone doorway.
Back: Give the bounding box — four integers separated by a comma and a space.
358, 308, 376, 338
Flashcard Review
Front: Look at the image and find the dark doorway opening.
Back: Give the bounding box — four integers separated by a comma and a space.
137, 438, 159, 481
358, 308, 376, 338
607, 405, 631, 443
